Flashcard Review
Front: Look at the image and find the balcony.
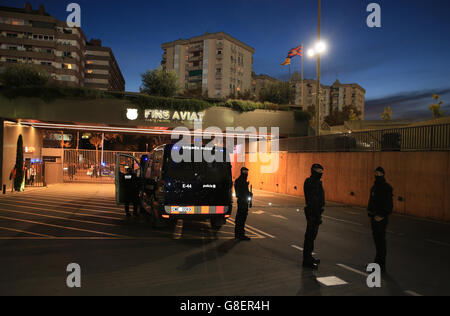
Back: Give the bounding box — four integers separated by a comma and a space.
188, 45, 203, 53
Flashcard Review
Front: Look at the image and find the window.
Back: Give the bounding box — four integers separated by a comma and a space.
7, 33, 18, 38
63, 63, 72, 69
217, 50, 222, 55
63, 51, 72, 57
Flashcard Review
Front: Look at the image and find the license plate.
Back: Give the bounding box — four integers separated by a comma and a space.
171, 206, 193, 213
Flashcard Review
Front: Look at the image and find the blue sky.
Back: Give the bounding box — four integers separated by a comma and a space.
5, 0, 450, 119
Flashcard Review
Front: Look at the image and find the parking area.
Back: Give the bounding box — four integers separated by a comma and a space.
0, 183, 264, 240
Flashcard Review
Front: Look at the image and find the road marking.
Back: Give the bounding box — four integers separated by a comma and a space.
404, 290, 423, 296
336, 264, 368, 277
0, 215, 127, 237
291, 245, 316, 255
0, 201, 123, 220
173, 219, 183, 240
317, 276, 348, 286
322, 215, 363, 226
271, 214, 288, 220
252, 210, 265, 215
426, 239, 450, 248
225, 219, 265, 239
0, 207, 119, 227
227, 218, 276, 239
2, 195, 123, 211
0, 226, 54, 237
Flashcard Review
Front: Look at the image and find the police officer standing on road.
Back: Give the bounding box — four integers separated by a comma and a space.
123, 166, 139, 217
234, 167, 253, 241
367, 166, 393, 273
302, 164, 325, 270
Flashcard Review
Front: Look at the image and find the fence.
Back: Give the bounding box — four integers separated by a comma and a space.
63, 149, 146, 183
273, 123, 450, 153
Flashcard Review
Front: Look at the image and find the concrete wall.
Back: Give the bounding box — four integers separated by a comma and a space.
232, 152, 450, 222
1, 122, 42, 191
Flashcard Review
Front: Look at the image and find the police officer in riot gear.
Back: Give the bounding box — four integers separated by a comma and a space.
302, 164, 325, 269
123, 165, 139, 217
234, 167, 253, 241
367, 166, 393, 273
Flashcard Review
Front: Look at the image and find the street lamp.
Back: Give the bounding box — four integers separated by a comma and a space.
307, 40, 327, 136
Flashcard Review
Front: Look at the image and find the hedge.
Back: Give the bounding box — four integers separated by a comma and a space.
0, 86, 311, 120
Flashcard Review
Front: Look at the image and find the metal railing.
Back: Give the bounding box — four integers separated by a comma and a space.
63, 149, 146, 183
273, 123, 450, 153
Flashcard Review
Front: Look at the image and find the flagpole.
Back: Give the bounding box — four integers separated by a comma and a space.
289, 63, 291, 82
301, 42, 304, 109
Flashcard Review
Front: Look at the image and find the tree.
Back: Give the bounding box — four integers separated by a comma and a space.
324, 105, 362, 126
89, 134, 103, 165
259, 81, 295, 105
141, 67, 179, 97
429, 94, 445, 119
0, 64, 50, 87
381, 106, 392, 121
14, 135, 24, 191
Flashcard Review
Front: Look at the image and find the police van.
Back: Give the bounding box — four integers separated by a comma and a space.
115, 144, 233, 230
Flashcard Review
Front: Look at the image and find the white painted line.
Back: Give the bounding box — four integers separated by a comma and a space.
336, 264, 369, 277
227, 218, 276, 239
323, 215, 363, 226
252, 210, 265, 215
317, 276, 348, 286
291, 245, 315, 255
271, 214, 288, 220
404, 290, 423, 297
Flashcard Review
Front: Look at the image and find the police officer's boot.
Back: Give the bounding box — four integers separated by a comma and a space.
312, 257, 321, 265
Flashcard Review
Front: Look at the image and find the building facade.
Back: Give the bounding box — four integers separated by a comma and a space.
162, 32, 254, 98
294, 79, 365, 119
0, 4, 124, 91
251, 74, 279, 99
85, 39, 125, 91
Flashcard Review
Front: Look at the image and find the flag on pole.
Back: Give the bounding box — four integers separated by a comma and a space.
281, 45, 303, 66
281, 58, 291, 66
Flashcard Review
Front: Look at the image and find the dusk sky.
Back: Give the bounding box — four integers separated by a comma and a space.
6, 0, 450, 119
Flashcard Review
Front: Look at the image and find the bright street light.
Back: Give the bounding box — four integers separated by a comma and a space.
315, 41, 327, 54
307, 41, 327, 58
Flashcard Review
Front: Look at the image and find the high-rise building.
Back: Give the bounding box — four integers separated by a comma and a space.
294, 79, 365, 119
85, 39, 125, 91
0, 3, 125, 91
162, 32, 254, 98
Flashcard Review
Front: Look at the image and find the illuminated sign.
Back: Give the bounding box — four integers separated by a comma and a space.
144, 109, 204, 123
126, 108, 138, 120
24, 146, 35, 153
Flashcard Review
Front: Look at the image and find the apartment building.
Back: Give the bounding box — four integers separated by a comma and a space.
252, 74, 279, 99
162, 32, 254, 98
0, 4, 124, 91
294, 79, 365, 119
85, 39, 125, 91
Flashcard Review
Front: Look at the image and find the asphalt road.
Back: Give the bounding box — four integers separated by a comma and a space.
0, 183, 449, 296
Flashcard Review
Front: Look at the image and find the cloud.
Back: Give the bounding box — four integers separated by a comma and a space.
365, 88, 450, 119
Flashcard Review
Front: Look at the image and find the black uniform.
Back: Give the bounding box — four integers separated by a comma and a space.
234, 170, 252, 239
303, 164, 325, 266
123, 170, 139, 216
367, 167, 393, 271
